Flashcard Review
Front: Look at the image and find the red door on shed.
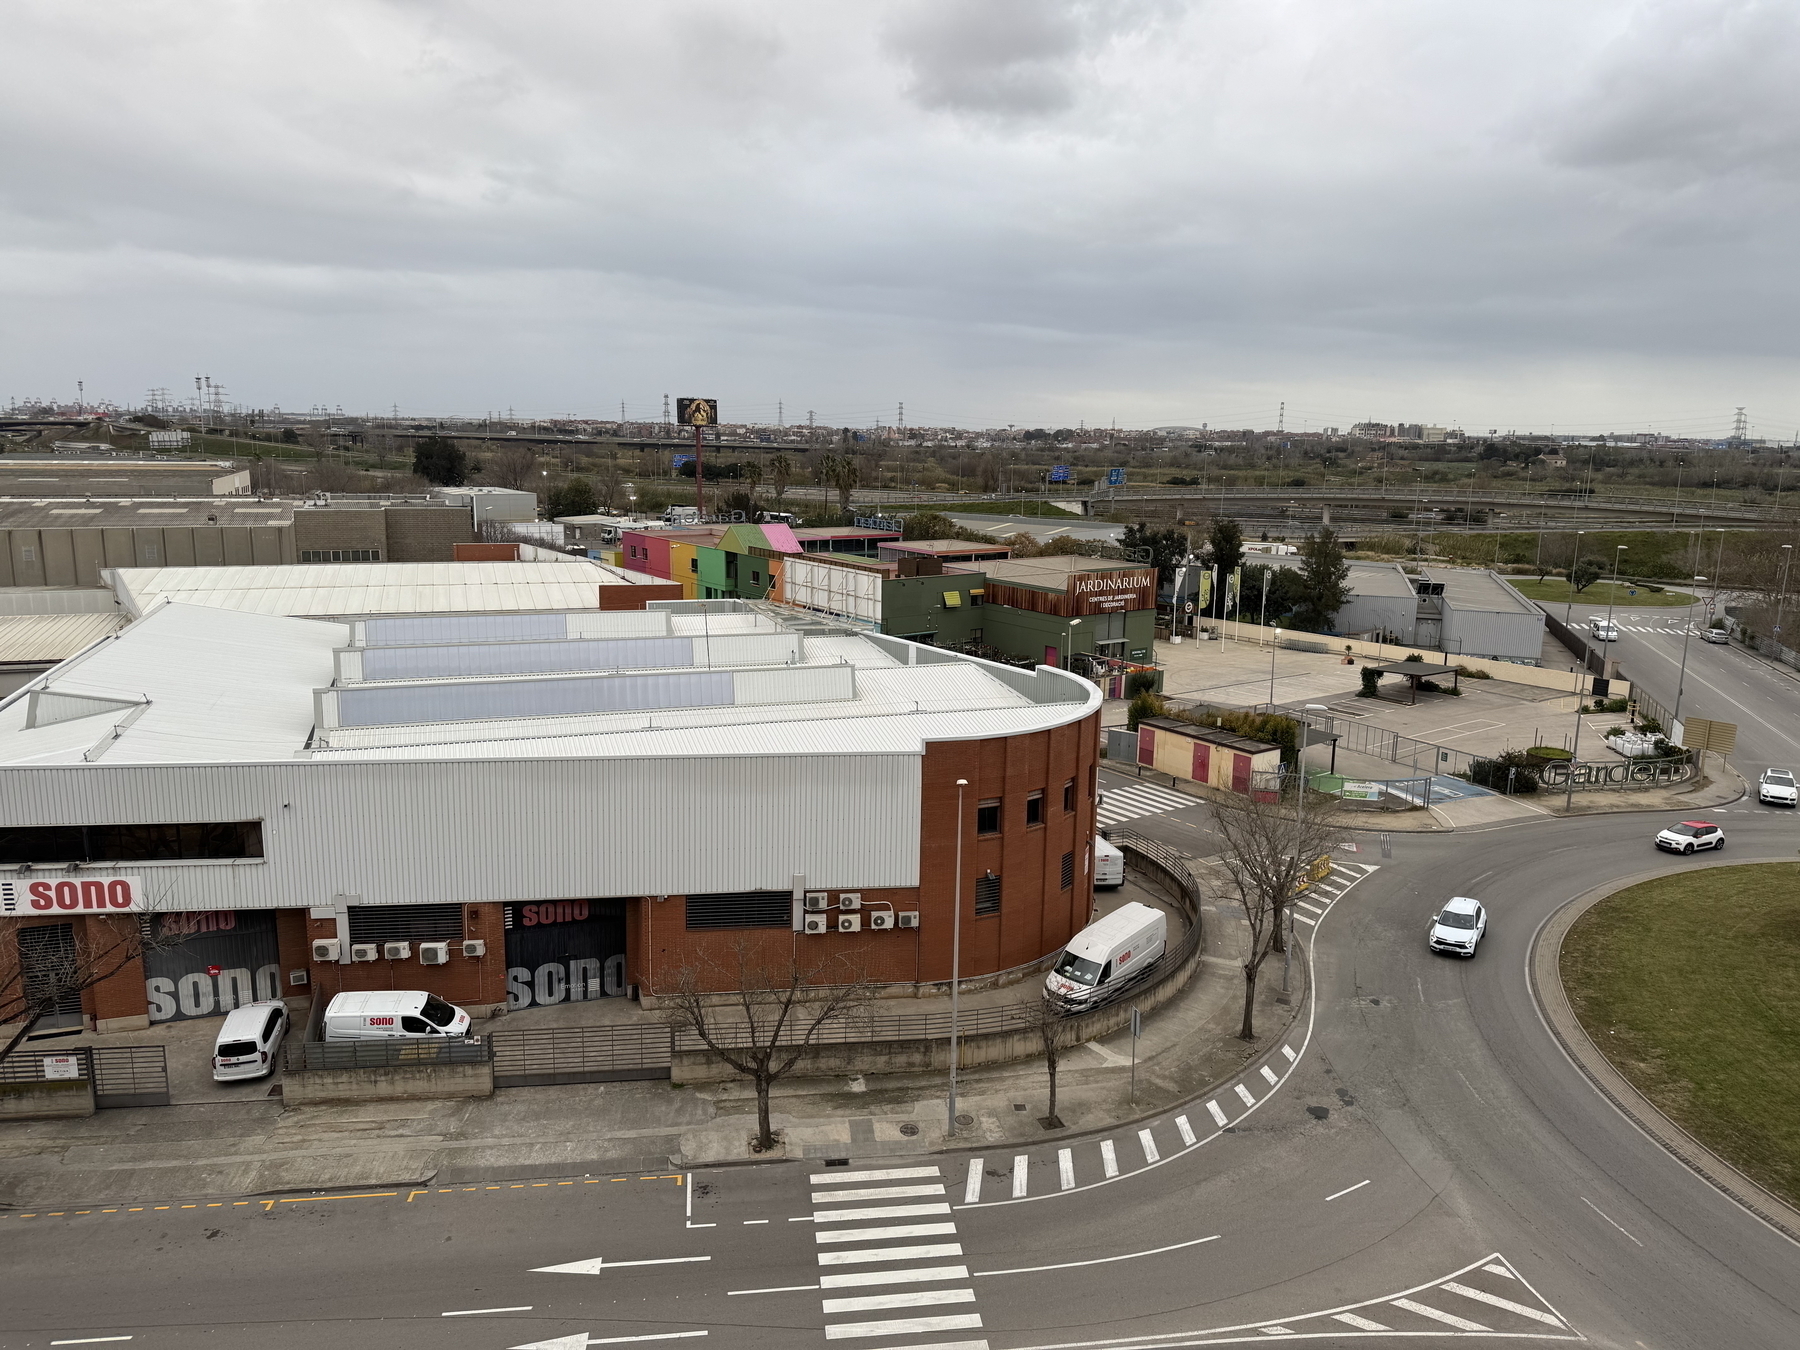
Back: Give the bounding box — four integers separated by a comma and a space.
1231, 752, 1251, 794
1191, 741, 1211, 783
1137, 726, 1156, 766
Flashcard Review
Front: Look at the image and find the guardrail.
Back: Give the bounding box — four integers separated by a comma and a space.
0, 1044, 170, 1109
490, 1025, 672, 1086
284, 1037, 492, 1072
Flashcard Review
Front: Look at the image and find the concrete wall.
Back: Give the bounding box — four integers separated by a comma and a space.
0, 526, 294, 586
1442, 604, 1546, 662
279, 1059, 494, 1105
0, 1078, 96, 1119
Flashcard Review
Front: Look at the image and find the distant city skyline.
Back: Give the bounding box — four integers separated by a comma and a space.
4, 3, 1797, 438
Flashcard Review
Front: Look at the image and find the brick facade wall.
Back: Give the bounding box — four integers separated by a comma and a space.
383, 506, 476, 562
302, 902, 509, 1014
292, 509, 387, 557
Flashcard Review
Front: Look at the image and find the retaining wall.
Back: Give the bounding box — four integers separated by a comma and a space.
279, 1060, 494, 1105
0, 1078, 96, 1120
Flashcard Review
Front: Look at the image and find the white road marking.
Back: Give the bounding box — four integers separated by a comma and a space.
811, 1184, 946, 1203
532, 1256, 711, 1274
1085, 1039, 1133, 1067
822, 1314, 983, 1341
1280, 1044, 1297, 1062
1441, 1280, 1564, 1326
815, 1203, 954, 1223
513, 1335, 708, 1348
1295, 901, 1324, 915
817, 1223, 959, 1244
1258, 1326, 1295, 1335
1058, 1147, 1075, 1189
820, 1244, 964, 1266
964, 1158, 983, 1204
50, 1342, 134, 1347
1206, 1099, 1228, 1127
443, 1306, 533, 1316
741, 1219, 768, 1225
727, 1283, 820, 1295
810, 1167, 941, 1185
1331, 1312, 1391, 1331
1234, 1083, 1257, 1107
1389, 1298, 1488, 1331
1582, 1196, 1644, 1246
821, 1266, 971, 1290
1138, 1129, 1160, 1163
1176, 1114, 1196, 1146
1325, 1179, 1371, 1201
1259, 1065, 1279, 1086
822, 1288, 977, 1314
1481, 1262, 1514, 1279
1100, 1140, 1119, 1177
1293, 914, 1316, 926
974, 1234, 1218, 1277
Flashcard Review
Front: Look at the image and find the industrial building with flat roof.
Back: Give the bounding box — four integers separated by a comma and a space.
0, 599, 1102, 1035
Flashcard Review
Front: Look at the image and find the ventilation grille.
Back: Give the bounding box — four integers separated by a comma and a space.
346, 904, 464, 943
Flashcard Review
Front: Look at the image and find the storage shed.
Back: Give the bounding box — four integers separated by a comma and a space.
1136, 717, 1282, 797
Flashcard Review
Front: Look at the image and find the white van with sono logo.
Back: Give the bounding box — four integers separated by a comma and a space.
1045, 902, 1168, 1007
321, 990, 472, 1041
1093, 835, 1125, 890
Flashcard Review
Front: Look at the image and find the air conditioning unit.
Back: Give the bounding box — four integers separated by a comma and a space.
868, 911, 894, 931
462, 939, 486, 958
837, 914, 861, 933
383, 941, 412, 961
897, 911, 920, 929
803, 891, 830, 912
288, 968, 309, 986
311, 938, 341, 962
803, 913, 830, 935
837, 892, 862, 911
418, 941, 450, 966
349, 943, 379, 963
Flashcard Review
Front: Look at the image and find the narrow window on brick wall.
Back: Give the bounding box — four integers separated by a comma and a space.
1025, 791, 1044, 827
300, 548, 381, 563
1063, 778, 1076, 812
1060, 851, 1075, 890
976, 799, 1001, 835
974, 872, 1001, 916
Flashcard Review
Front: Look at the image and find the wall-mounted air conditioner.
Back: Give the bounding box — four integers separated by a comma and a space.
868, 911, 894, 931
803, 914, 830, 935
837, 914, 861, 933
418, 942, 450, 965
837, 892, 862, 911
461, 939, 487, 957
897, 911, 920, 929
311, 938, 341, 962
803, 892, 830, 912
383, 941, 412, 961
349, 943, 379, 963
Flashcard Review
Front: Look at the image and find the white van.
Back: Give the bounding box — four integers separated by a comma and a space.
1588, 617, 1620, 643
1093, 835, 1125, 890
212, 999, 289, 1082
1045, 901, 1168, 1006
662, 506, 701, 526
322, 990, 472, 1042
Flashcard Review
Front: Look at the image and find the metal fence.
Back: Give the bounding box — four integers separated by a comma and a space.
490, 1024, 672, 1086
0, 1044, 170, 1108
284, 1037, 492, 1072
1270, 704, 1479, 778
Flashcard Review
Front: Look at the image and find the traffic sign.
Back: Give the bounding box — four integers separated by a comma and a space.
673, 454, 695, 468
1049, 464, 1070, 483
1107, 467, 1126, 486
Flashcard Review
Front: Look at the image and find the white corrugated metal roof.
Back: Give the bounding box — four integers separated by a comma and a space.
106, 561, 635, 618
0, 613, 127, 664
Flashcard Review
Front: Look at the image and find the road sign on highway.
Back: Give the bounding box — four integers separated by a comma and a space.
1680, 717, 1737, 754
1107, 467, 1126, 486
1050, 464, 1070, 483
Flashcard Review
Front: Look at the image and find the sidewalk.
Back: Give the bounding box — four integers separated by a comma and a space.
0, 869, 1300, 1209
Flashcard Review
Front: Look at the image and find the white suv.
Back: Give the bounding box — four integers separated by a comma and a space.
1759, 769, 1798, 807
1428, 896, 1487, 957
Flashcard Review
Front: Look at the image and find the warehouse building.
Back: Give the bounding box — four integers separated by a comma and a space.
0, 599, 1101, 1034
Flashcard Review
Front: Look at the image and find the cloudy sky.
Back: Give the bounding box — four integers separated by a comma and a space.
3, 0, 1796, 435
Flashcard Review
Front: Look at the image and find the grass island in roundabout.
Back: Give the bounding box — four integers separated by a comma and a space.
1560, 862, 1800, 1210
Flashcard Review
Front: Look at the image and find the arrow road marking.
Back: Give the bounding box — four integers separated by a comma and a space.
511, 1335, 707, 1349
532, 1256, 712, 1274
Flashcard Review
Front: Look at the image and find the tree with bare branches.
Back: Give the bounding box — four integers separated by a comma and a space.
660, 939, 875, 1152
1, 915, 186, 1062
1210, 782, 1336, 1041
1021, 993, 1079, 1128
482, 443, 540, 491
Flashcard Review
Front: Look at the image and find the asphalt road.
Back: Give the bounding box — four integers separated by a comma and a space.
4, 797, 1798, 1349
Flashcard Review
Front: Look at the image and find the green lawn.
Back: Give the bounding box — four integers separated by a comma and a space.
1505, 577, 1696, 609
1561, 864, 1800, 1208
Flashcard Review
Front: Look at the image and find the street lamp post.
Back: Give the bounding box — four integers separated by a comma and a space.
1599, 545, 1626, 680
1774, 544, 1794, 657
1671, 573, 1705, 727
1565, 530, 1585, 624
1269, 627, 1282, 707
1063, 617, 1083, 669
947, 778, 968, 1137
1564, 664, 1587, 813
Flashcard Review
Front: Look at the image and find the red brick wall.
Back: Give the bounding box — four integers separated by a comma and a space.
302, 902, 509, 1012
600, 582, 683, 610
453, 542, 521, 561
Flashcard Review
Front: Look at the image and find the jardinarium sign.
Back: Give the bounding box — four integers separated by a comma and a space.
1537, 759, 1693, 789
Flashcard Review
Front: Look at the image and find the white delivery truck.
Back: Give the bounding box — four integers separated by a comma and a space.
662, 506, 701, 526
1093, 835, 1125, 890
322, 990, 472, 1041
1045, 901, 1167, 1006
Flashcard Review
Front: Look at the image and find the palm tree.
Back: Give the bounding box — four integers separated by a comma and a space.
767, 454, 795, 507
818, 453, 860, 518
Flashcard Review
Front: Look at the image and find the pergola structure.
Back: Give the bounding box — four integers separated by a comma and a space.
1366, 661, 1462, 705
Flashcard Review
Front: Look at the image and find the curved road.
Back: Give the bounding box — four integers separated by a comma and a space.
4, 809, 1797, 1349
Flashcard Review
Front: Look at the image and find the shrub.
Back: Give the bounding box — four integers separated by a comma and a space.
1126, 691, 1166, 730
1468, 750, 1542, 794
1637, 716, 1663, 735
1607, 726, 1627, 738
1359, 667, 1382, 698
1454, 665, 1492, 679
1125, 670, 1158, 698
1403, 652, 1424, 663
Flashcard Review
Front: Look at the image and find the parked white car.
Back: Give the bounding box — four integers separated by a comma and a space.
212, 1000, 289, 1082
1427, 896, 1486, 957
1654, 819, 1724, 854
1758, 769, 1798, 807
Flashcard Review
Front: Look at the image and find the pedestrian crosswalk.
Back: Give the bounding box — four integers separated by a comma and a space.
1096, 780, 1198, 826
958, 860, 1378, 1206
808, 1166, 987, 1345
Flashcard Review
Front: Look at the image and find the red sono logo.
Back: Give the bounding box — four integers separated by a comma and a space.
520, 900, 590, 927
21, 878, 138, 911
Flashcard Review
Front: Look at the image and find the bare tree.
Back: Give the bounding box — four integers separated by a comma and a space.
660, 939, 874, 1152
1210, 783, 1335, 1041
593, 447, 626, 510
1022, 993, 1079, 1128
817, 453, 861, 518
1, 914, 186, 1061
482, 443, 540, 491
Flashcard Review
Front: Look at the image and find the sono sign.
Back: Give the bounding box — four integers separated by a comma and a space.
0, 876, 145, 915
